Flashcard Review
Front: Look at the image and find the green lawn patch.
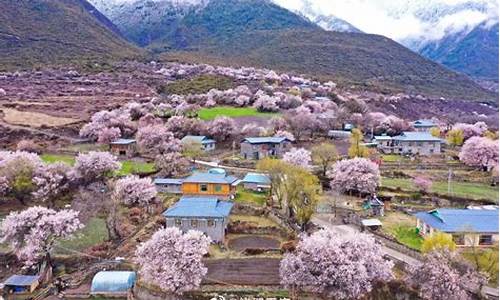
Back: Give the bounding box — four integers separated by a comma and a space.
116, 160, 156, 176
56, 217, 108, 255
381, 177, 499, 202
382, 154, 405, 162
197, 106, 279, 121
235, 187, 268, 206
391, 226, 423, 251
41, 153, 75, 165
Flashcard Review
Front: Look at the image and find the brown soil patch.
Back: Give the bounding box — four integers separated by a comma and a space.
204, 258, 280, 285
1, 107, 80, 127
228, 235, 280, 251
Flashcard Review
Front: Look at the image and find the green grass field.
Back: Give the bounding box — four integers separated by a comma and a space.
41, 153, 155, 175
56, 217, 108, 255
381, 177, 499, 202
116, 160, 155, 176
41, 153, 76, 165
381, 212, 423, 251
235, 187, 268, 206
197, 106, 279, 121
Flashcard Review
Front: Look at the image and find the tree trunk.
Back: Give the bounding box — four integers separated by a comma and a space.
106, 206, 121, 241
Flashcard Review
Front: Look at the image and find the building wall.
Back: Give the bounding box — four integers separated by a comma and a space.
392, 141, 441, 156
240, 141, 291, 160
155, 184, 182, 194
417, 219, 499, 247
181, 182, 233, 196
110, 144, 137, 158
165, 217, 227, 243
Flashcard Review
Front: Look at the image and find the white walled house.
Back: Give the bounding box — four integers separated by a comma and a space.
415, 208, 499, 247
373, 132, 442, 156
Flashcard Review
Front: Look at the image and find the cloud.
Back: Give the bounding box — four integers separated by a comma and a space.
273, 0, 498, 43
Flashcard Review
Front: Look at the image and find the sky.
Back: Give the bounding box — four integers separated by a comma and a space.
272, 0, 499, 43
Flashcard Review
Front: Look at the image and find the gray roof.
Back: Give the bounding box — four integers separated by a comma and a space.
154, 178, 183, 185
415, 208, 499, 233
181, 135, 215, 145
242, 137, 290, 144
4, 275, 39, 286
163, 196, 233, 218
413, 119, 436, 128
393, 132, 442, 142
110, 138, 136, 145
184, 172, 238, 184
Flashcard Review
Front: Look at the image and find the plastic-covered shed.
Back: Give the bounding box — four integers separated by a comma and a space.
90, 271, 136, 295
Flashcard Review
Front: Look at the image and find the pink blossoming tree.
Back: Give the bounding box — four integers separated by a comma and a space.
280, 229, 393, 299
73, 151, 121, 182
0, 206, 82, 268
452, 122, 488, 140
327, 157, 380, 194
136, 125, 181, 155
413, 176, 433, 193
155, 152, 191, 177
459, 136, 499, 171
135, 227, 210, 295
207, 117, 236, 142
112, 175, 157, 207
32, 162, 72, 207
406, 250, 486, 300
283, 148, 312, 169
97, 127, 121, 144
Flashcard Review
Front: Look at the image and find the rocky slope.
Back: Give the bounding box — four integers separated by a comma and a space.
0, 0, 140, 70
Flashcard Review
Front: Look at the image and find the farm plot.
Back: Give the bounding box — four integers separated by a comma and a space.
1, 107, 80, 127
204, 258, 281, 285
228, 235, 281, 251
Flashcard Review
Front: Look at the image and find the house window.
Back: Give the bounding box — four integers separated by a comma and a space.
200, 184, 208, 192
191, 219, 198, 227
175, 219, 182, 226
479, 235, 493, 245
430, 149, 434, 154
215, 185, 222, 192
417, 142, 423, 146
207, 219, 216, 227
452, 234, 465, 245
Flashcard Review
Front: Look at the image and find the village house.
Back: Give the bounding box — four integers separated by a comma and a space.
163, 196, 234, 243
373, 132, 442, 156
415, 207, 499, 247
241, 172, 271, 191
181, 135, 216, 151
2, 275, 40, 294
153, 178, 183, 194
412, 119, 437, 132
240, 137, 292, 160
182, 169, 239, 199
109, 138, 137, 157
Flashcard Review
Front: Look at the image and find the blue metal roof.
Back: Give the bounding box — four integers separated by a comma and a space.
184, 172, 238, 184
393, 132, 441, 142
4, 275, 39, 286
181, 135, 215, 145
110, 138, 136, 145
163, 196, 234, 218
242, 173, 271, 185
91, 271, 136, 294
414, 208, 499, 233
242, 137, 290, 144
154, 178, 183, 185
413, 119, 436, 128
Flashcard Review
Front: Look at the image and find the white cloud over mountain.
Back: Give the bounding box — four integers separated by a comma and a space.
272, 0, 498, 45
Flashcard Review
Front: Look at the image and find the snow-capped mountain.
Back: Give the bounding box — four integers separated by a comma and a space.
272, 0, 498, 81
88, 0, 209, 46
310, 15, 361, 33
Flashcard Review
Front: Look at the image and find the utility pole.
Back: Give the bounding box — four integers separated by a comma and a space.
448, 168, 452, 196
